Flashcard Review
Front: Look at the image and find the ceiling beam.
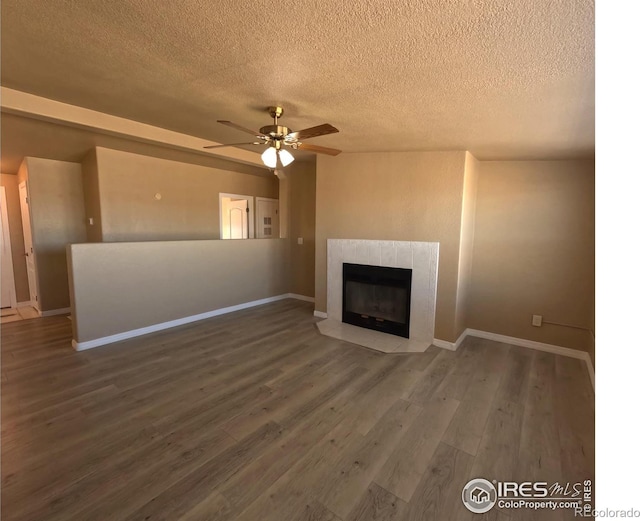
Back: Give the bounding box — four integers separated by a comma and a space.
0, 87, 266, 169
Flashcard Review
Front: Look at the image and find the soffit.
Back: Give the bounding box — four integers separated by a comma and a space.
0, 114, 270, 176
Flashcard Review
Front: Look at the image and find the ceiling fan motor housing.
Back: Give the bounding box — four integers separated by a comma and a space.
268, 106, 284, 119
209, 105, 340, 157
259, 125, 290, 139
261, 106, 292, 147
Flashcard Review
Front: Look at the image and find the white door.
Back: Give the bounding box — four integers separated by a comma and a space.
19, 182, 38, 307
219, 193, 254, 239
1, 187, 17, 308
256, 198, 279, 239
228, 199, 249, 239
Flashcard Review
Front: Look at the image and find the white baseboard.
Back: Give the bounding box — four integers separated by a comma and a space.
313, 310, 328, 319
465, 328, 588, 359
432, 339, 455, 351
287, 293, 315, 303
39, 307, 71, 317
72, 294, 312, 351
584, 356, 595, 391
433, 332, 469, 352
454, 328, 594, 390
17, 300, 35, 308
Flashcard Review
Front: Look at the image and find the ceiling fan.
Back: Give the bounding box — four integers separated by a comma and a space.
204, 106, 341, 168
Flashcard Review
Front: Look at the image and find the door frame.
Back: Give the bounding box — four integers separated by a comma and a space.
219, 193, 255, 239
0, 186, 17, 309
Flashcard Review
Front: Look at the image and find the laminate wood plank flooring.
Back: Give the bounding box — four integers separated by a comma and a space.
375, 394, 460, 502
1, 299, 595, 520
402, 441, 475, 521
345, 482, 406, 521
440, 338, 510, 456
317, 399, 422, 519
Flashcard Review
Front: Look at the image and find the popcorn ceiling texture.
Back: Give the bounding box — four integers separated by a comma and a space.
1, 0, 594, 159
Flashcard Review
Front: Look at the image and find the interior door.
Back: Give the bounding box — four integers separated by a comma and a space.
219, 194, 254, 239
228, 199, 249, 239
1, 187, 16, 308
19, 181, 38, 306
256, 198, 279, 239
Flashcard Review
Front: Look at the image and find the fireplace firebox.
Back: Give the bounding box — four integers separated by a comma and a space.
342, 263, 412, 338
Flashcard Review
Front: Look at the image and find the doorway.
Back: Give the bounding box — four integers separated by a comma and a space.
1, 186, 17, 310
219, 194, 255, 239
18, 181, 39, 308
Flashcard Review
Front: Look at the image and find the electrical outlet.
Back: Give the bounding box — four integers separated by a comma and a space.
297, 237, 304, 245
532, 315, 543, 327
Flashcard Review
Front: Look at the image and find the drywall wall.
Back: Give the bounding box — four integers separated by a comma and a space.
315, 151, 467, 342
20, 157, 87, 311
68, 238, 289, 344
81, 149, 103, 242
288, 161, 316, 298
0, 173, 29, 302
454, 152, 480, 338
467, 159, 595, 354
92, 147, 278, 242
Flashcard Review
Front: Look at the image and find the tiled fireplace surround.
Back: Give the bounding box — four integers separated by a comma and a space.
316, 239, 439, 353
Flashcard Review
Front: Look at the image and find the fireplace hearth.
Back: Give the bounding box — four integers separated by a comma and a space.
342, 263, 412, 338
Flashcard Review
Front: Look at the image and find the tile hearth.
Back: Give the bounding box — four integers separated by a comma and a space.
316, 319, 431, 353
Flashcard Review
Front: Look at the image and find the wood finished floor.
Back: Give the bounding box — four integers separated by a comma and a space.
1, 299, 594, 521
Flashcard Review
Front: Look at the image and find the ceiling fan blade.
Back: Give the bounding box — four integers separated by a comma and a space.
297, 143, 342, 156
217, 120, 267, 138
287, 123, 339, 141
203, 142, 263, 149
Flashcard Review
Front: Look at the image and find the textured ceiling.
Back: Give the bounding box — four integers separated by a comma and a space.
1, 0, 594, 168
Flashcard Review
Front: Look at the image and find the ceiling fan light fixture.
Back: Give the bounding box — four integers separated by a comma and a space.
278, 148, 295, 167
261, 147, 278, 168
208, 106, 341, 164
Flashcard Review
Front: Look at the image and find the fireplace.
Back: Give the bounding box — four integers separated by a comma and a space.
320, 239, 439, 353
342, 263, 412, 338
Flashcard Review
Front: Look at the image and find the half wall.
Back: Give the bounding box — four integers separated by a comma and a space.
68, 238, 289, 347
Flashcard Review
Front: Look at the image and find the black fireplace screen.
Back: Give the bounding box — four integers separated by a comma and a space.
342, 263, 412, 338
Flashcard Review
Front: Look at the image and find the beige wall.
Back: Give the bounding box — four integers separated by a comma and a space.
68, 239, 289, 343
0, 173, 30, 302
288, 161, 316, 297
315, 151, 467, 342
22, 157, 87, 311
81, 149, 103, 242
279, 175, 289, 240
467, 159, 595, 354
92, 147, 278, 242
454, 152, 480, 338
